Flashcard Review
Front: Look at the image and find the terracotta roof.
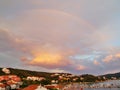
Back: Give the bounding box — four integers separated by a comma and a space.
0, 75, 21, 82
0, 84, 5, 88
12, 77, 21, 82
22, 85, 39, 90
2, 76, 9, 80
7, 81, 16, 85
45, 84, 60, 89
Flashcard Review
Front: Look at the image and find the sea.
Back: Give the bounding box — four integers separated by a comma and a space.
84, 88, 120, 90
64, 87, 120, 90
62, 80, 120, 90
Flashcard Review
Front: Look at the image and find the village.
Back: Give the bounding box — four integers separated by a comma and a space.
0, 68, 120, 90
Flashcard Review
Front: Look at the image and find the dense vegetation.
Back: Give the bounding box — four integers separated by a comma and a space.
100, 72, 120, 79
0, 68, 51, 78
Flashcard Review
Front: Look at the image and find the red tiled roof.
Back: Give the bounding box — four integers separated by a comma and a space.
45, 85, 60, 89
0, 84, 5, 88
22, 85, 39, 90
12, 77, 21, 82
7, 81, 16, 85
0, 75, 21, 82
2, 76, 9, 80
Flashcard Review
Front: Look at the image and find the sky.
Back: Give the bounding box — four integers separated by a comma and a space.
0, 0, 120, 75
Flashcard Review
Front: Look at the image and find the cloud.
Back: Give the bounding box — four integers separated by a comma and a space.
0, 28, 77, 72
115, 53, 120, 58
26, 52, 73, 69
12, 9, 104, 68
103, 53, 120, 63
0, 28, 28, 68
12, 9, 107, 53
2, 9, 110, 75
76, 65, 86, 70
103, 55, 113, 63
1, 0, 120, 75
87, 51, 120, 74
0, 28, 29, 53
94, 60, 100, 65
0, 29, 15, 51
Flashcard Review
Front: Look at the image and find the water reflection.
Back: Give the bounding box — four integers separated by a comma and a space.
62, 80, 120, 90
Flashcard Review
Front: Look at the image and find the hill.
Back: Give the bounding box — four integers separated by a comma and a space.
99, 72, 120, 79
0, 67, 120, 81
0, 68, 52, 78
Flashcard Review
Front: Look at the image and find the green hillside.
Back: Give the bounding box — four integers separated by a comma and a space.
99, 72, 120, 79
0, 68, 52, 78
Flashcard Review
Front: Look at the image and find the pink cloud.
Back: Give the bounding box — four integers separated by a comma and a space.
76, 65, 86, 70
21, 51, 74, 69
115, 53, 120, 58
103, 53, 120, 63
103, 55, 113, 63
93, 60, 100, 65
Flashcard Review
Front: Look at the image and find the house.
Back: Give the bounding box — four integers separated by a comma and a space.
27, 76, 45, 81
0, 75, 22, 90
23, 84, 47, 90
45, 84, 60, 90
